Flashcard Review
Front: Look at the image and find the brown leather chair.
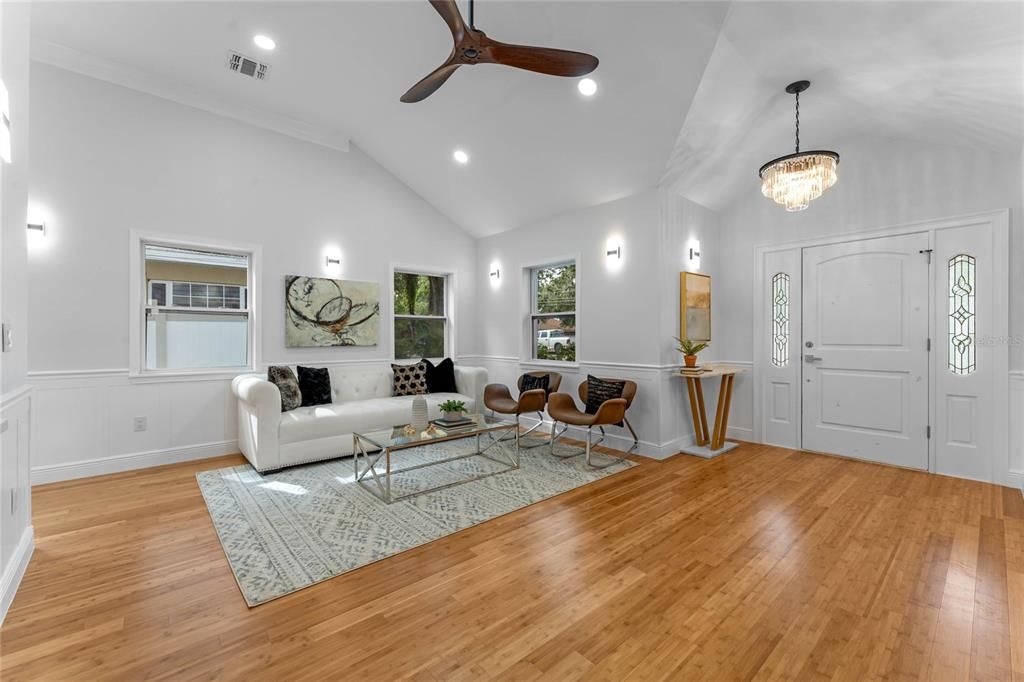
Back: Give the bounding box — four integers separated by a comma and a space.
484, 372, 562, 445
579, 378, 639, 454
548, 379, 638, 467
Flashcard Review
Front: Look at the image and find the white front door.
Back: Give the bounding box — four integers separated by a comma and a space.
801, 233, 930, 469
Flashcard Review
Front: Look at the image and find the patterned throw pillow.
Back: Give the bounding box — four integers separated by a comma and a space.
585, 375, 626, 426
423, 358, 458, 393
521, 373, 550, 393
297, 366, 332, 407
267, 366, 302, 412
392, 361, 428, 397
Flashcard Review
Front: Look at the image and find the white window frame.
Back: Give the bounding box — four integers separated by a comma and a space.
129, 230, 261, 377
389, 265, 455, 361
525, 257, 579, 365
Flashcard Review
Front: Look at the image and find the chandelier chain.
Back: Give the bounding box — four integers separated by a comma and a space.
794, 90, 800, 153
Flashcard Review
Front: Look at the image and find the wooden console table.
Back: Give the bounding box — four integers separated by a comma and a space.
677, 365, 747, 458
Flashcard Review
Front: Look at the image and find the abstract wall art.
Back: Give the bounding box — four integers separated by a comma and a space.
679, 272, 711, 344
285, 275, 380, 347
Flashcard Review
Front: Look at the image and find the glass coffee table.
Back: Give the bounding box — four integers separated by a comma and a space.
353, 414, 520, 504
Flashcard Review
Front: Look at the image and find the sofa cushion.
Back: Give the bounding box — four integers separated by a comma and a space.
329, 366, 394, 402
392, 361, 427, 396
424, 358, 458, 393
268, 366, 302, 412
297, 366, 332, 407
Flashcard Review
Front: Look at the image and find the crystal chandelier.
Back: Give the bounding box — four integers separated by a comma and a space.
759, 81, 839, 211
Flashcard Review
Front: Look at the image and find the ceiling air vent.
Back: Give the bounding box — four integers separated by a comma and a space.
227, 51, 270, 81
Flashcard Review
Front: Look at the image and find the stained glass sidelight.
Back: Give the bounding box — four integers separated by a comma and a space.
948, 254, 976, 375
771, 273, 790, 367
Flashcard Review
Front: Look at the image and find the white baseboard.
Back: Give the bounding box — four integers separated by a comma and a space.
1, 526, 35, 625
727, 426, 754, 441
520, 416, 695, 461
32, 440, 239, 485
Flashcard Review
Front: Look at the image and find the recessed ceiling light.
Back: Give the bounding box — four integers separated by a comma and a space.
578, 78, 597, 97
253, 35, 276, 51
453, 149, 469, 165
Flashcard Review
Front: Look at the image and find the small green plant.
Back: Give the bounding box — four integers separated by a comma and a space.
674, 337, 709, 356
438, 399, 466, 414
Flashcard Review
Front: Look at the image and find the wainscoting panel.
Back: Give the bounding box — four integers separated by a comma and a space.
462, 356, 755, 459
30, 371, 239, 484
1, 386, 34, 624
1010, 371, 1024, 490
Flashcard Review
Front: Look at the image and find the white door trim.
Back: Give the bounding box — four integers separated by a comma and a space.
752, 209, 1010, 483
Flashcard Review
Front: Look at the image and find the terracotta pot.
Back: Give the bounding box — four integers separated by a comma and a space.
684, 354, 698, 368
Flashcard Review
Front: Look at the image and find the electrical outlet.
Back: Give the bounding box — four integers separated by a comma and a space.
133, 416, 147, 432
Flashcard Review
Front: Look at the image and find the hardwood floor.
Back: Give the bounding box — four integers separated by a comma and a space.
2, 442, 1023, 681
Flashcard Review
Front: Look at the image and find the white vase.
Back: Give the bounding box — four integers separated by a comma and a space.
411, 396, 428, 431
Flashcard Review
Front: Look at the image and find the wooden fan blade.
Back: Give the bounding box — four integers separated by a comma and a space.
401, 61, 461, 103
429, 0, 465, 41
485, 42, 598, 77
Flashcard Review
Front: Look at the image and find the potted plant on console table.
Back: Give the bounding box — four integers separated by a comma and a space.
674, 337, 709, 368
438, 399, 468, 423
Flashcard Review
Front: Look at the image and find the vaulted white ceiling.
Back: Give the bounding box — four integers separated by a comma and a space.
30, 1, 727, 236
662, 1, 1024, 210
29, 1, 1024, 233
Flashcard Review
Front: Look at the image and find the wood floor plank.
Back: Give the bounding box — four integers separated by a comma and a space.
1, 445, 1022, 680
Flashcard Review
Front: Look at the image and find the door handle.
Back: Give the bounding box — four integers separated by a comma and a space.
804, 354, 823, 363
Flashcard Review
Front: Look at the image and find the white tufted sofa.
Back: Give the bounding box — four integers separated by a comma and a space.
231, 364, 487, 472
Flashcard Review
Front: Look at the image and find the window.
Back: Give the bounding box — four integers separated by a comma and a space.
150, 281, 246, 310
948, 254, 976, 375
393, 271, 448, 359
771, 272, 790, 367
531, 262, 576, 362
142, 243, 251, 370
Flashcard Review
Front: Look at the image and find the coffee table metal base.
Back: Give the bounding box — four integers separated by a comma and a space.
353, 426, 520, 504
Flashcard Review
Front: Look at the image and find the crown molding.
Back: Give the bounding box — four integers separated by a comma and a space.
31, 39, 351, 153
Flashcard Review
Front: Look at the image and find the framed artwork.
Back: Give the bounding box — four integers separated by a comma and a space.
285, 275, 380, 347
680, 272, 711, 343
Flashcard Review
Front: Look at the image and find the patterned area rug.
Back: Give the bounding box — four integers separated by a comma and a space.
196, 437, 634, 606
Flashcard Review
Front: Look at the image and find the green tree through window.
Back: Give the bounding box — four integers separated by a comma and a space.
532, 263, 576, 362
394, 272, 447, 359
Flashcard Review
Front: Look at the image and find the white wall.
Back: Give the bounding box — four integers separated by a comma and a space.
472, 188, 727, 456
26, 63, 478, 482
0, 0, 35, 624
714, 135, 1023, 479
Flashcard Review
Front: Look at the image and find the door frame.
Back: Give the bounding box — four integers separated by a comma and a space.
752, 209, 1009, 482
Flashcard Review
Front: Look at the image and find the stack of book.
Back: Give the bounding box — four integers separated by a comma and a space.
679, 366, 709, 376
431, 417, 475, 429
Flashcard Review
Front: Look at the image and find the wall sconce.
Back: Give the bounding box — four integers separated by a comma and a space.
687, 239, 701, 270
490, 268, 500, 279
325, 256, 341, 267
27, 222, 45, 236
0, 79, 10, 164
606, 246, 621, 259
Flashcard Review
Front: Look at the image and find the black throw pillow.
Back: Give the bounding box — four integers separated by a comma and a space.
297, 366, 332, 407
521, 373, 550, 393
268, 366, 302, 412
423, 358, 458, 393
585, 375, 626, 426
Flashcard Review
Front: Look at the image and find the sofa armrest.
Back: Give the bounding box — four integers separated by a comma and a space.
454, 366, 488, 414
231, 374, 282, 471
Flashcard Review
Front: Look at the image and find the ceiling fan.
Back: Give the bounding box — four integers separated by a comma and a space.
401, 0, 599, 103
